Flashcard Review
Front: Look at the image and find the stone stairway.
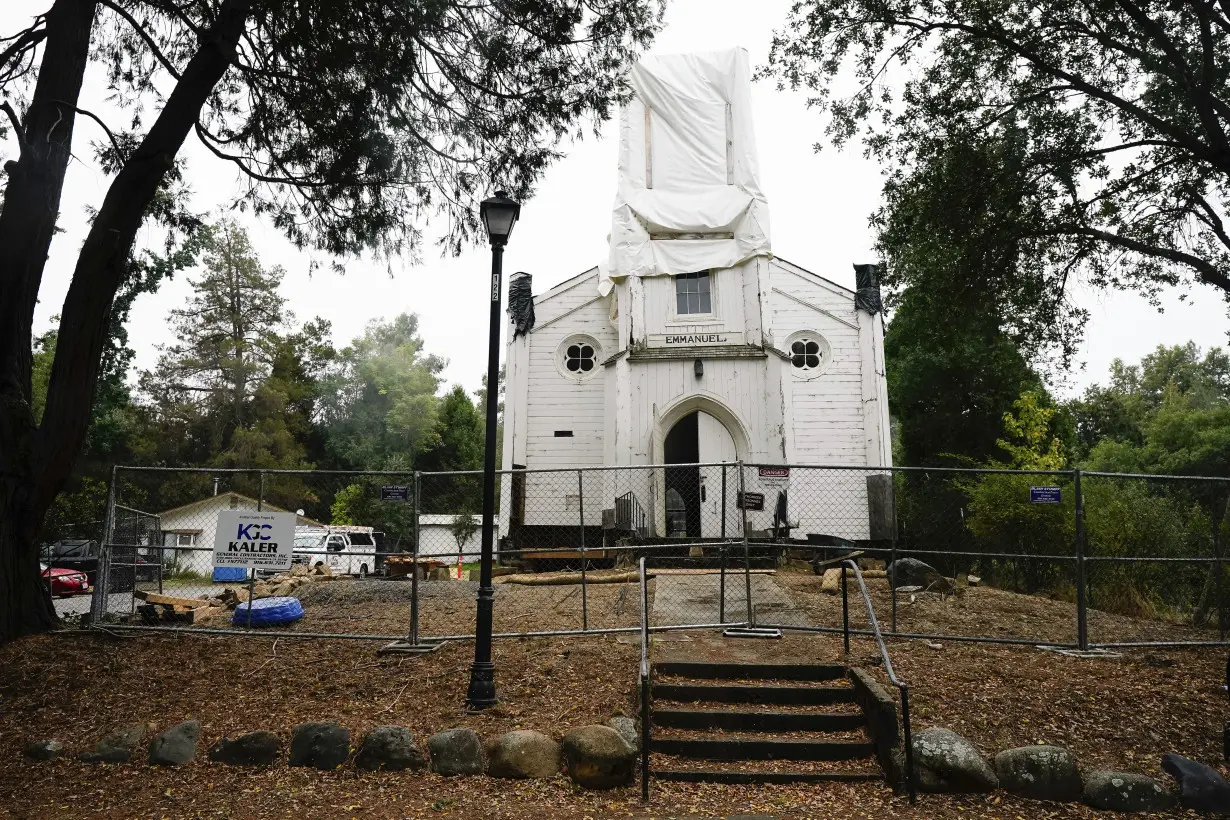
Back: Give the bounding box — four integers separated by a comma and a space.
647, 660, 886, 785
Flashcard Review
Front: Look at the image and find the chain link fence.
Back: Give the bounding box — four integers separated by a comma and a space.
80, 463, 1230, 649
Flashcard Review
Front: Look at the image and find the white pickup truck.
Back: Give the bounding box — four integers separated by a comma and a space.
292, 525, 378, 577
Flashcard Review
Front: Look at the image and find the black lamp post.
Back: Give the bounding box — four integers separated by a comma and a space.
467, 190, 520, 709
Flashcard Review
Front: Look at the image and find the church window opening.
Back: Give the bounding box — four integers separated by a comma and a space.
791, 337, 822, 370
564, 342, 595, 373
675, 271, 712, 315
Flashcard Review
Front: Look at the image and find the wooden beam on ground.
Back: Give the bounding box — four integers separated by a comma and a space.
133, 590, 213, 608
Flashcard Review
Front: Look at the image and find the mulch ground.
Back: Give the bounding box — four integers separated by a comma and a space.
1, 574, 1227, 818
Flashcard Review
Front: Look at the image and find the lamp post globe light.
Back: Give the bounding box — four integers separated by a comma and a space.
467, 190, 520, 709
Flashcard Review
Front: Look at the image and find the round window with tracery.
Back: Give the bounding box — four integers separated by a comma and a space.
791, 338, 823, 371
564, 342, 596, 373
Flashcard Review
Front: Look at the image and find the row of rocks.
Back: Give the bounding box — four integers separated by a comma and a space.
25, 717, 640, 790
909, 726, 1228, 813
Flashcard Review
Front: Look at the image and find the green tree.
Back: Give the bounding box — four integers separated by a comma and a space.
1, 0, 662, 642
320, 314, 444, 470
766, 0, 1230, 355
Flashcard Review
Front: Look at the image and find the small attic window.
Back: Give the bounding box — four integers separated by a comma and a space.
675, 271, 712, 315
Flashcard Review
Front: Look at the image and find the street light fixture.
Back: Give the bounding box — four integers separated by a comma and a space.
467, 190, 521, 709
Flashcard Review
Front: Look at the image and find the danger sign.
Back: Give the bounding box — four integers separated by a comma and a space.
213, 510, 296, 571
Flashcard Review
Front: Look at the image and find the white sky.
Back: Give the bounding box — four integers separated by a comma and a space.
8, 0, 1228, 402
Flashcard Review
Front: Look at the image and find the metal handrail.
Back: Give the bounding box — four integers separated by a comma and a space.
839, 559, 918, 803
638, 556, 651, 801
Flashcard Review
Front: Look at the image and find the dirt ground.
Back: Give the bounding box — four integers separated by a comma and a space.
0, 623, 1226, 819
2, 574, 1227, 818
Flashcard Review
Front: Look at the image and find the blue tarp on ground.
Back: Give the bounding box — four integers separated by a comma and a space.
212, 566, 248, 583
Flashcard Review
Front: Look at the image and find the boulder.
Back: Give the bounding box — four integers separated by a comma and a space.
148, 720, 200, 766
561, 725, 636, 789
79, 723, 151, 764
1083, 770, 1176, 812
291, 564, 311, 577
355, 727, 426, 772
313, 563, 333, 577
428, 728, 484, 776
487, 730, 561, 779
887, 558, 954, 593
288, 722, 351, 769
994, 745, 1081, 801
910, 727, 998, 793
209, 731, 282, 766
23, 740, 64, 761
272, 582, 296, 597
607, 717, 639, 753
1162, 753, 1230, 814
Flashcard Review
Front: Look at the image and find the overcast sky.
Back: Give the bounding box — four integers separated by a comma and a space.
9, 0, 1228, 401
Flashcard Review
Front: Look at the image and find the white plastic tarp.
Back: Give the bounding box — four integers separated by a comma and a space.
600, 48, 771, 295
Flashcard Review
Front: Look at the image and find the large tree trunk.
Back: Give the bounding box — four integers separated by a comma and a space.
0, 429, 56, 638
0, 0, 99, 644
0, 0, 253, 645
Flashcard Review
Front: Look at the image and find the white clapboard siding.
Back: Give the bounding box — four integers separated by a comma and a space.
641, 265, 748, 337
520, 272, 614, 524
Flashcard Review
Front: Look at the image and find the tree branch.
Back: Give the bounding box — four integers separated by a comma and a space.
50, 99, 122, 158
0, 100, 22, 151
0, 24, 46, 76
98, 0, 183, 82
1043, 224, 1230, 294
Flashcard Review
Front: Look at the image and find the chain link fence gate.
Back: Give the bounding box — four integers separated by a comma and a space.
86, 463, 1230, 649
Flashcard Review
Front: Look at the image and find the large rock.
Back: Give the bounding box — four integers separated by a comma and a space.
487, 730, 561, 779
148, 720, 200, 766
209, 731, 282, 766
910, 727, 998, 793
355, 726, 426, 772
1083, 770, 1176, 812
1162, 753, 1230, 814
24, 740, 64, 761
561, 725, 636, 789
887, 558, 953, 593
994, 745, 1081, 801
428, 728, 484, 776
288, 722, 351, 769
607, 717, 639, 753
79, 723, 151, 764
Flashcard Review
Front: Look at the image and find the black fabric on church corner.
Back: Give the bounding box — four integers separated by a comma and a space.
854, 263, 883, 314
508, 272, 536, 337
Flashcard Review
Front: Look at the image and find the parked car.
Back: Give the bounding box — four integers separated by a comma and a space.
41, 563, 91, 597
42, 539, 159, 590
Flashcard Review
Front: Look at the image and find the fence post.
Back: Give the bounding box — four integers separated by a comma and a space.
578, 469, 588, 632
719, 463, 728, 622
410, 471, 421, 646
246, 471, 264, 630
841, 563, 850, 655
1215, 488, 1226, 642
91, 465, 120, 625
890, 472, 899, 634
721, 464, 727, 540
1074, 469, 1088, 650
739, 460, 753, 626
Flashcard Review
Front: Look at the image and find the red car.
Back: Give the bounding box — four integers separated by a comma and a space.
41, 563, 91, 597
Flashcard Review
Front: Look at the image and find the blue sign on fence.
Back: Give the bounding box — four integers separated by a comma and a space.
381, 485, 410, 502
1030, 486, 1062, 504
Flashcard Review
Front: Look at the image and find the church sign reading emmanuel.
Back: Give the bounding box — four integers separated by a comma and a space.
647, 332, 744, 348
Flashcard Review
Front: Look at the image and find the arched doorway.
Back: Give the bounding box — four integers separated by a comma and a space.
662, 410, 738, 538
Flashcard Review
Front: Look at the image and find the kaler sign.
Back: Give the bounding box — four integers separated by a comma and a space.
212, 510, 297, 571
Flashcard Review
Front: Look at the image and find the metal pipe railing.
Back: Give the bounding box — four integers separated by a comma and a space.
836, 559, 917, 803
638, 556, 651, 802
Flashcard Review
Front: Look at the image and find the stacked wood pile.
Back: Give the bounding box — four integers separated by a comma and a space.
132, 563, 337, 625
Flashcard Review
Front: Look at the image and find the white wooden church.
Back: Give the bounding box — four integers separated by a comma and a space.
498, 49, 892, 551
